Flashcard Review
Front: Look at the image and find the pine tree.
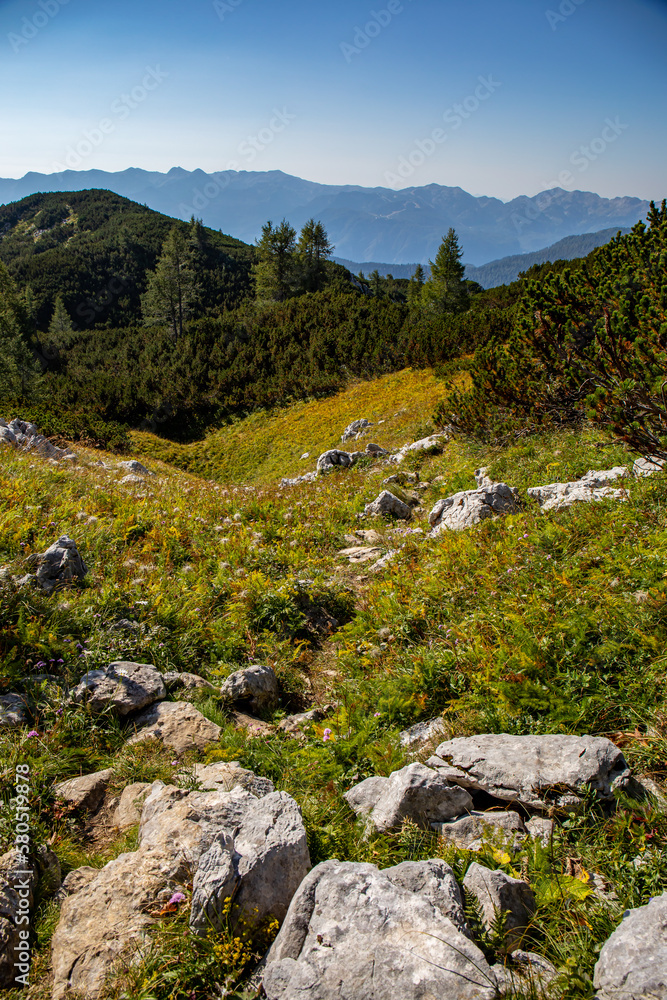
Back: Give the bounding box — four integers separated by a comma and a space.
423, 228, 469, 314
296, 218, 335, 293
142, 226, 198, 339
0, 263, 42, 402
254, 219, 297, 302
370, 270, 383, 298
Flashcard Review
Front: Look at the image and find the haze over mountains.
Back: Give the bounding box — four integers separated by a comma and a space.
0, 168, 649, 267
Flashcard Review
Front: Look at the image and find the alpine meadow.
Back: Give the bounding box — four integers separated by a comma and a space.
1, 2, 667, 999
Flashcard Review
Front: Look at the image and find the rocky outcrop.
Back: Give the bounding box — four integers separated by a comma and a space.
113, 783, 151, 829
23, 536, 88, 593
633, 456, 665, 478
220, 663, 279, 714
161, 671, 216, 693
51, 777, 310, 999
71, 661, 166, 716
0, 418, 76, 463
527, 467, 628, 511
594, 891, 667, 1000
463, 862, 536, 952
427, 733, 630, 812
429, 482, 519, 534
341, 419, 372, 442
399, 716, 447, 749
434, 810, 527, 850
54, 769, 115, 812
317, 449, 356, 473
364, 490, 412, 520
344, 762, 473, 832
118, 460, 152, 476
390, 433, 448, 464
262, 859, 498, 1000
127, 700, 222, 753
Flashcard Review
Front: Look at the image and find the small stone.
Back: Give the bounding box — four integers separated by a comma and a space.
220, 663, 279, 714
128, 701, 222, 753
463, 862, 536, 952
54, 769, 115, 812
364, 490, 412, 520
113, 783, 152, 829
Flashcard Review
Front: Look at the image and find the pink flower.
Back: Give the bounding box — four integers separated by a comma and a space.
168, 892, 186, 906
323, 728, 333, 742
27, 731, 39, 738
374, 712, 381, 718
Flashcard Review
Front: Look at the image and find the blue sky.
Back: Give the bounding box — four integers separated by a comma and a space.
1, 0, 666, 200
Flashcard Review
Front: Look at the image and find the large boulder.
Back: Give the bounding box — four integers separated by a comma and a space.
527, 467, 628, 512
33, 536, 87, 593
262, 859, 497, 1000
364, 490, 412, 520
316, 449, 356, 474
463, 862, 536, 953
51, 778, 310, 999
429, 482, 519, 534
71, 661, 166, 716
0, 851, 36, 989
594, 892, 667, 1000
428, 733, 630, 812
344, 762, 473, 833
127, 700, 221, 753
53, 769, 115, 812
220, 663, 279, 714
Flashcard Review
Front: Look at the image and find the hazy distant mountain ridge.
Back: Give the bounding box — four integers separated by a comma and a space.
335, 228, 634, 288
0, 167, 649, 266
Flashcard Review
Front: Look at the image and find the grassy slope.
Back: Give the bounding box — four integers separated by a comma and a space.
129, 368, 463, 484
1, 366, 667, 999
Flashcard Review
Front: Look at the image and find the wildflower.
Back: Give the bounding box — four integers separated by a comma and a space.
323, 728, 333, 742
546, 555, 552, 560
56, 709, 63, 717
374, 712, 381, 717
171, 760, 179, 766
168, 892, 186, 906
27, 730, 39, 738
507, 568, 513, 574
36, 661, 46, 668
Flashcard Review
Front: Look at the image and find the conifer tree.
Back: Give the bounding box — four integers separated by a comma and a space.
48, 294, 73, 338
254, 219, 297, 302
423, 228, 469, 314
0, 263, 42, 402
407, 263, 426, 308
296, 218, 334, 293
142, 226, 198, 339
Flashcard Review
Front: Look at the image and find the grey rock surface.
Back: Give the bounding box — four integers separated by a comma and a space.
34, 536, 87, 593
52, 779, 309, 999
128, 700, 222, 753
220, 663, 279, 714
71, 660, 166, 716
525, 816, 555, 846
464, 862, 536, 952
434, 810, 526, 850
633, 456, 665, 478
118, 460, 152, 476
190, 761, 275, 798
383, 858, 467, 933
263, 859, 497, 1000
429, 482, 519, 534
0, 850, 36, 989
162, 670, 216, 693
364, 489, 412, 519
341, 419, 372, 442
0, 694, 27, 729
399, 716, 446, 749
54, 769, 115, 812
527, 467, 628, 512
0, 418, 76, 462
594, 891, 667, 1000
428, 733, 630, 811
316, 449, 355, 473
345, 763, 473, 832
113, 782, 152, 829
